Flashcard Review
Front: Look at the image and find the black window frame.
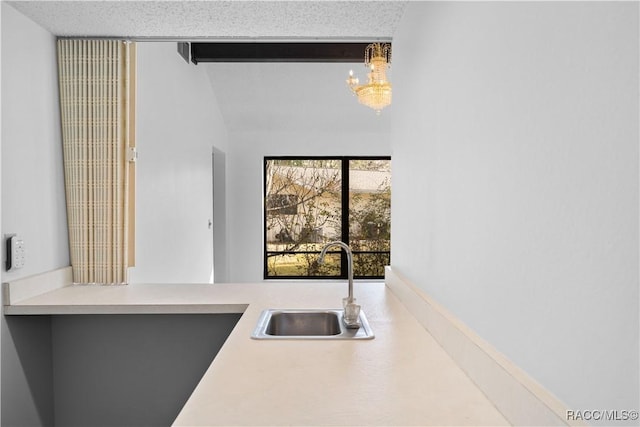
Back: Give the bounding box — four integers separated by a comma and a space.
263, 156, 391, 280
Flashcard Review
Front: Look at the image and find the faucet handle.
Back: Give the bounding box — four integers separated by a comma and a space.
343, 302, 361, 329
342, 296, 356, 308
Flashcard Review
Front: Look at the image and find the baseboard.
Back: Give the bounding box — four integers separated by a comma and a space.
385, 266, 583, 427
3, 266, 73, 305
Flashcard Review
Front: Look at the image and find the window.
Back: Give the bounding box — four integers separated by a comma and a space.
264, 157, 391, 279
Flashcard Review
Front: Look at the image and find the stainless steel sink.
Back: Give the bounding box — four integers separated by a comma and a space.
251, 309, 374, 340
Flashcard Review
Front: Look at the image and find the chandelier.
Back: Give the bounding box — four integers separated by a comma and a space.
346, 42, 392, 114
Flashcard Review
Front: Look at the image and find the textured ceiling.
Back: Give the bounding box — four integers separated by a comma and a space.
8, 1, 407, 39
9, 1, 405, 134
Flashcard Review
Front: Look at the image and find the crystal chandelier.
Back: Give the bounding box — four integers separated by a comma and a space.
346, 42, 392, 114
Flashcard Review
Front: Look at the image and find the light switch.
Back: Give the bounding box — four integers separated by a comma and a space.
6, 235, 25, 271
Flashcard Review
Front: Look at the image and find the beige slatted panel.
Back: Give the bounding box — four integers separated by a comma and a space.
57, 39, 135, 284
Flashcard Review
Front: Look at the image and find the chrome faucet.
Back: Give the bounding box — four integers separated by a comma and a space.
318, 241, 361, 328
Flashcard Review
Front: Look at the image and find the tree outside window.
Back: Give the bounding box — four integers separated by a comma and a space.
264, 157, 390, 279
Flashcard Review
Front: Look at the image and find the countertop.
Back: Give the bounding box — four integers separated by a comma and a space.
5, 280, 509, 426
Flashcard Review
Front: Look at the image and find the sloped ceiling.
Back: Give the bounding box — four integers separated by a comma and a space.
204, 61, 394, 133
9, 1, 407, 133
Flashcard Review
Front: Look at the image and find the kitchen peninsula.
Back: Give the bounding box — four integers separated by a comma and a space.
3, 267, 512, 426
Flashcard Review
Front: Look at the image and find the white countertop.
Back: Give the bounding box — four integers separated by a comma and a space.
5, 280, 509, 426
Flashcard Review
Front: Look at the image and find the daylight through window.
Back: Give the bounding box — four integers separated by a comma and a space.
264, 157, 391, 279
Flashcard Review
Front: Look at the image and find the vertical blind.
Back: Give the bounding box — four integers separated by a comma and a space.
57, 39, 136, 284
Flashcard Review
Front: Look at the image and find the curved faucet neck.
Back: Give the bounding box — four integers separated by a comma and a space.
319, 241, 354, 303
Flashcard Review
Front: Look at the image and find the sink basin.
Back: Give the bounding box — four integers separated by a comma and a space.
266, 311, 341, 336
251, 309, 374, 340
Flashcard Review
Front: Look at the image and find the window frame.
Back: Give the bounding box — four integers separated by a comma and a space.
263, 155, 391, 280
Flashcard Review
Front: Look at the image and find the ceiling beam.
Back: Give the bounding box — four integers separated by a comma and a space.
189, 42, 377, 64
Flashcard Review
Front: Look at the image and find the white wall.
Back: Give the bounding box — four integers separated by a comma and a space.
1, 3, 69, 281
226, 130, 390, 282
0, 3, 3, 424
132, 42, 229, 284
1, 3, 68, 425
391, 1, 638, 418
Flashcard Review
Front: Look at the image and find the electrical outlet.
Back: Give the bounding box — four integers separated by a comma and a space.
5, 235, 25, 271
